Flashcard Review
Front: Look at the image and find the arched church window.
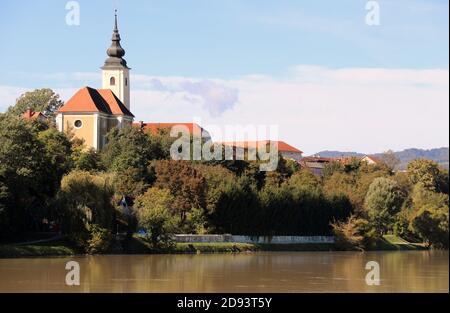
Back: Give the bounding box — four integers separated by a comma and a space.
110, 77, 116, 86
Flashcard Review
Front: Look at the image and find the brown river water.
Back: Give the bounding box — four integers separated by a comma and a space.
0, 251, 448, 292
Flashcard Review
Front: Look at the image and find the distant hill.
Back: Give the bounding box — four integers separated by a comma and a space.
313, 147, 449, 170
313, 151, 365, 158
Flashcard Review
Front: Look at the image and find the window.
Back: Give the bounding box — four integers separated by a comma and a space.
110, 77, 116, 86
125, 77, 128, 86
74, 120, 83, 128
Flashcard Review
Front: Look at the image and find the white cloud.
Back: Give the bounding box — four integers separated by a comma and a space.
0, 86, 27, 112
130, 66, 449, 155
131, 76, 239, 117
1, 66, 448, 155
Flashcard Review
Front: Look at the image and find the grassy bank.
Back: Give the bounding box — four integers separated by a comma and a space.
370, 235, 427, 251
125, 236, 336, 254
0, 239, 77, 258
0, 235, 427, 258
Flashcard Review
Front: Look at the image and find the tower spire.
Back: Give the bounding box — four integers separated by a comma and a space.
102, 10, 128, 68
101, 10, 131, 110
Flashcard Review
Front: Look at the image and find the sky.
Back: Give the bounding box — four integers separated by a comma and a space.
0, 0, 448, 155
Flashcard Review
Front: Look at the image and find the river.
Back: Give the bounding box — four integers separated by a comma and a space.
0, 251, 448, 292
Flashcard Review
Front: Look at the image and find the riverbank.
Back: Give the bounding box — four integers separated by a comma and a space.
126, 237, 336, 254
0, 235, 427, 258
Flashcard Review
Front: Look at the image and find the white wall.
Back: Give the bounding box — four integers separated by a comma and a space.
172, 234, 334, 244
102, 67, 130, 110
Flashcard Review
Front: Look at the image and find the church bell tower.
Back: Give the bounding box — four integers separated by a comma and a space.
101, 11, 130, 110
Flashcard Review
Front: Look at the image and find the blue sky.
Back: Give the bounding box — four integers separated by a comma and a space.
0, 0, 448, 154
0, 0, 448, 80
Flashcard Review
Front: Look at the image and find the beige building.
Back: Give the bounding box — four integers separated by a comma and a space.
56, 13, 134, 150
220, 140, 303, 162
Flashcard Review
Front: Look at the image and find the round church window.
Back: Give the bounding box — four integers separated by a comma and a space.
74, 120, 83, 128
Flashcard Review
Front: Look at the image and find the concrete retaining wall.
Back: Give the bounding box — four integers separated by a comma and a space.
172, 234, 334, 244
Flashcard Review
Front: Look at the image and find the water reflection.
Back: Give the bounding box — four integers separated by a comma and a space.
0, 251, 448, 292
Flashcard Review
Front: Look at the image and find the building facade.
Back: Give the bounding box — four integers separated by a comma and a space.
220, 140, 303, 162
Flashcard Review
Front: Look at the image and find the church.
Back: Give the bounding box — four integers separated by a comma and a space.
56, 12, 209, 150
54, 13, 303, 162
56, 12, 135, 150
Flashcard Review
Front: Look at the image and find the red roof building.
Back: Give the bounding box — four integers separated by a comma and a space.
220, 140, 303, 161
58, 87, 133, 117
56, 87, 134, 150
22, 108, 46, 121
134, 122, 211, 140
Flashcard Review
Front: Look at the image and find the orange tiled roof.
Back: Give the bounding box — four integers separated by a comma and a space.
58, 87, 134, 117
220, 140, 303, 153
133, 122, 204, 135
97, 89, 134, 117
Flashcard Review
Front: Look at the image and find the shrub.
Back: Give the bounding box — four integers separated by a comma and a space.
184, 207, 208, 234
331, 215, 366, 250
86, 224, 112, 254
68, 223, 112, 254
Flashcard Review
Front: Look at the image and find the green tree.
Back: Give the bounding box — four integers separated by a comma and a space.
38, 126, 73, 189
7, 88, 64, 117
324, 172, 362, 211
210, 175, 260, 234
72, 148, 104, 172
287, 170, 322, 191
259, 179, 351, 236
184, 207, 208, 234
392, 171, 414, 198
411, 206, 449, 248
102, 126, 154, 174
0, 116, 50, 236
113, 167, 149, 199
407, 183, 449, 248
410, 183, 448, 210
57, 171, 114, 237
148, 128, 175, 160
152, 160, 206, 223
407, 159, 442, 192
193, 164, 235, 217
364, 177, 405, 234
134, 187, 178, 246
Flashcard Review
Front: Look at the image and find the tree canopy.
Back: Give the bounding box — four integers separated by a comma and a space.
7, 88, 64, 117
